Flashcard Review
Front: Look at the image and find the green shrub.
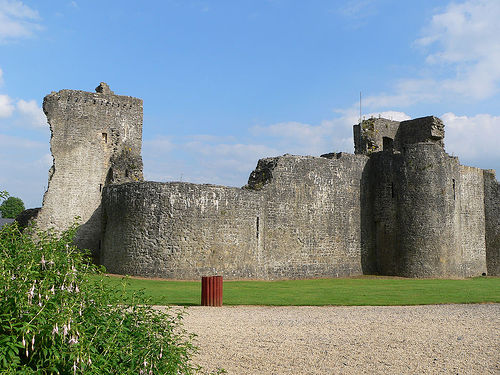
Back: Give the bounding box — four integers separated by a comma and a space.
0, 222, 199, 374
0, 196, 25, 219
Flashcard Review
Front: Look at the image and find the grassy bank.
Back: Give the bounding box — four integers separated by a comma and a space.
92, 275, 500, 306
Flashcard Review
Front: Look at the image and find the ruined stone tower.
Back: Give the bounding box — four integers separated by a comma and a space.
35, 83, 143, 259
354, 116, 498, 277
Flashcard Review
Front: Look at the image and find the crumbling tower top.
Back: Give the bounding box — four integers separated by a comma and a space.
353, 116, 445, 155
95, 82, 114, 95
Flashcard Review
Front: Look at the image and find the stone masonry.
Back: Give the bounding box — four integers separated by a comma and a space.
34, 83, 143, 261
30, 84, 500, 279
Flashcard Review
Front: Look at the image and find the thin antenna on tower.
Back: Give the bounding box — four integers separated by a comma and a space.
359, 91, 362, 124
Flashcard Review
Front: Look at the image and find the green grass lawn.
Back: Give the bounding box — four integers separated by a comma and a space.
91, 274, 500, 306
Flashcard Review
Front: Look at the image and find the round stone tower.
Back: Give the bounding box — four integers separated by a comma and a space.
395, 143, 461, 277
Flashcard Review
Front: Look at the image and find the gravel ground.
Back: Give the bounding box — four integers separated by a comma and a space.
176, 304, 500, 375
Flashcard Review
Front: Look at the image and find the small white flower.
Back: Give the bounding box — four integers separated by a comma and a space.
52, 323, 59, 335
27, 284, 35, 304
22, 336, 25, 347
28, 284, 35, 298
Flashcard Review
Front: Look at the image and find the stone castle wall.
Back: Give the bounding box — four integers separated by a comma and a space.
102, 182, 263, 279
101, 153, 371, 280
392, 144, 484, 277
35, 83, 143, 259
457, 164, 487, 276
255, 154, 370, 279
354, 143, 487, 278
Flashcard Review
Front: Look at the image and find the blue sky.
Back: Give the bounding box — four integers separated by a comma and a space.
1, 0, 499, 208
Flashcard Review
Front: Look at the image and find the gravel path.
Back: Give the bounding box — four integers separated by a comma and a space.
178, 304, 500, 374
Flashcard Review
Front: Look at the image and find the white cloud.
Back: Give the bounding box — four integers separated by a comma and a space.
442, 112, 500, 161
251, 118, 349, 156
416, 0, 500, 99
146, 110, 413, 187
16, 99, 46, 128
0, 0, 42, 42
337, 0, 376, 21
36, 153, 53, 168
182, 138, 279, 179
363, 0, 500, 109
0, 134, 49, 207
0, 67, 4, 86
143, 136, 175, 155
0, 94, 14, 117
0, 133, 45, 149
186, 141, 278, 170
143, 133, 279, 186
363, 111, 411, 122
252, 110, 412, 157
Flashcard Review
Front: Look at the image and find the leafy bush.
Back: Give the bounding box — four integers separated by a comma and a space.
0, 222, 199, 374
0, 196, 25, 219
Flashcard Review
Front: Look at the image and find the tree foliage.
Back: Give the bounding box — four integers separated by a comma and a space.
0, 196, 25, 219
0, 223, 203, 374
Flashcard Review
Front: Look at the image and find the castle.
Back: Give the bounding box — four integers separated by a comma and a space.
29, 83, 500, 279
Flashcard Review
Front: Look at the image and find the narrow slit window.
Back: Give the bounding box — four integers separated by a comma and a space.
99, 184, 102, 192
102, 132, 108, 143
452, 179, 456, 200
256, 217, 260, 239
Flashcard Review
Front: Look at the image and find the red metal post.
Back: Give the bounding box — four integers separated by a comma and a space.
215, 276, 223, 306
201, 276, 223, 306
214, 276, 219, 306
208, 276, 213, 306
210, 276, 215, 305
